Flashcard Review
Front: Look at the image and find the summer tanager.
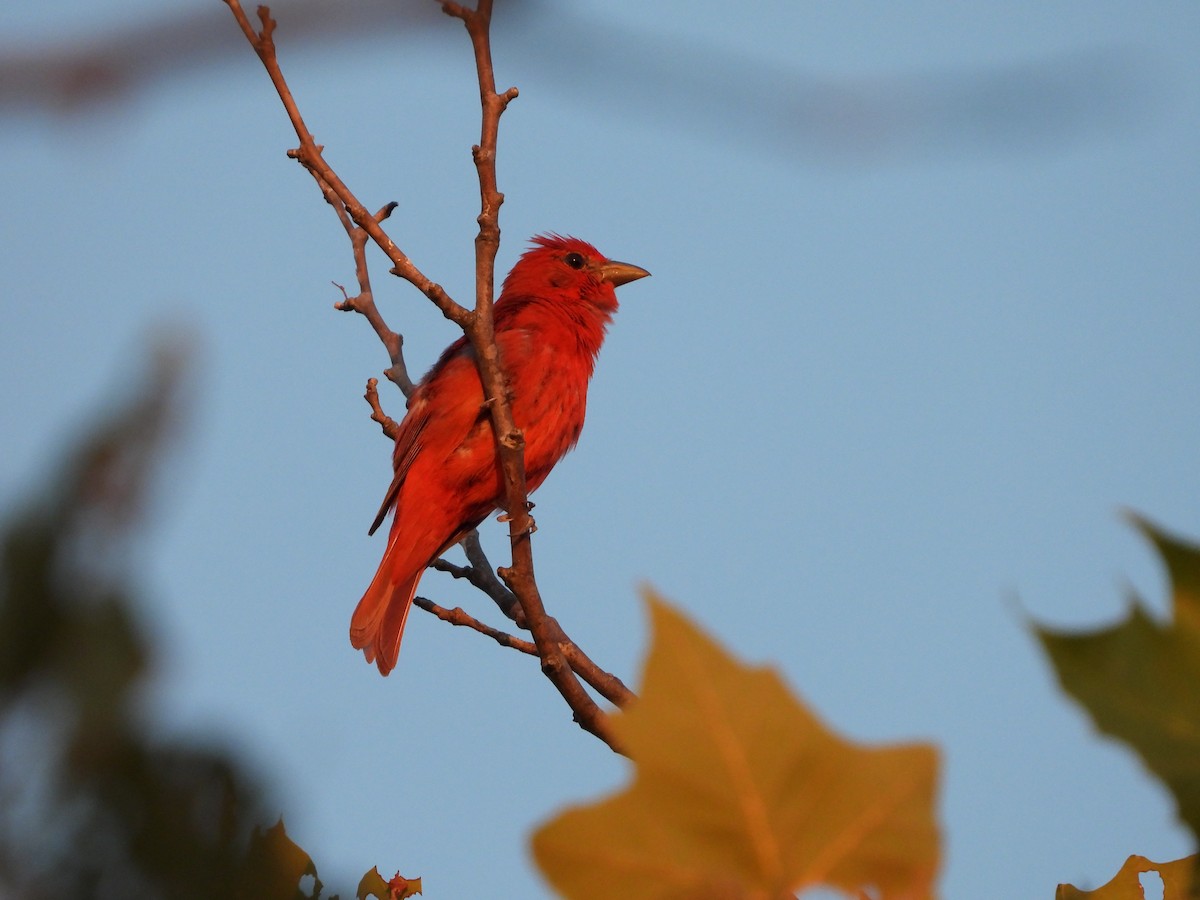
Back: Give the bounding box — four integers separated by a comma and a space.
350, 235, 650, 674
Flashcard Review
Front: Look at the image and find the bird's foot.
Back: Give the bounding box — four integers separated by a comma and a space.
496, 505, 537, 535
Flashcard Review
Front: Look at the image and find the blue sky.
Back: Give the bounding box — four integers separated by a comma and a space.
2, 1, 1199, 896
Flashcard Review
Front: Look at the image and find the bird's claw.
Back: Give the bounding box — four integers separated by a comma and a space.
496, 509, 537, 536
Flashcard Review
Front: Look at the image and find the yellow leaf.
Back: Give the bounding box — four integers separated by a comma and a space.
1035, 515, 1200, 842
357, 866, 390, 899
531, 590, 941, 899
1056, 853, 1196, 899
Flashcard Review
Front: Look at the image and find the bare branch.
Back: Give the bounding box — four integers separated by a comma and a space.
427, 531, 522, 626
461, 531, 522, 624
443, 0, 620, 751
223, 0, 468, 328
326, 195, 414, 395
229, 2, 419, 397
413, 597, 635, 709
362, 378, 400, 441
414, 597, 537, 654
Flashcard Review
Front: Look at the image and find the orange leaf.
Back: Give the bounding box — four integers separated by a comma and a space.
531, 590, 941, 899
357, 865, 422, 899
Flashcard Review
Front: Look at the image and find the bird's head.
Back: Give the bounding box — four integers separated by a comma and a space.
501, 234, 650, 313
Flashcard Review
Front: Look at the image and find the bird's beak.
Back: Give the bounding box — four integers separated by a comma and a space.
598, 259, 651, 287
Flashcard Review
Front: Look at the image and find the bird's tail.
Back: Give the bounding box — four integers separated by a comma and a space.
350, 535, 422, 676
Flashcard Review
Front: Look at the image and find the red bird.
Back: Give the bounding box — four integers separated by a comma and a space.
350, 235, 650, 675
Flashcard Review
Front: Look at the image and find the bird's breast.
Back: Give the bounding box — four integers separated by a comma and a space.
507, 342, 591, 488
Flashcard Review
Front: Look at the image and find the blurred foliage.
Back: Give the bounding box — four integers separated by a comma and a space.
532, 590, 940, 900
1055, 854, 1195, 899
1036, 517, 1200, 845
0, 346, 417, 898
1036, 516, 1200, 898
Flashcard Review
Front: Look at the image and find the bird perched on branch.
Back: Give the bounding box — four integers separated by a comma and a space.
351, 234, 650, 675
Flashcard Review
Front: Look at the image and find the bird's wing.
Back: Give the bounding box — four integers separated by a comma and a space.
368, 398, 432, 535
367, 338, 485, 536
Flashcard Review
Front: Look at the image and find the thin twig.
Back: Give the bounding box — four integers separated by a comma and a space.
428, 536, 633, 706
362, 378, 400, 441
413, 597, 537, 653
429, 553, 517, 621
414, 597, 635, 708
328, 199, 415, 395
427, 530, 523, 624
223, 0, 468, 329
230, 3, 417, 399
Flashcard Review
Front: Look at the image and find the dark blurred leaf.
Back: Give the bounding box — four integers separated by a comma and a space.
1035, 515, 1200, 844
0, 343, 415, 896
0, 343, 272, 898
240, 818, 321, 900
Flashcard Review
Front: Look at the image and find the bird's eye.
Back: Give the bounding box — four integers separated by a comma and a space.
564, 252, 585, 270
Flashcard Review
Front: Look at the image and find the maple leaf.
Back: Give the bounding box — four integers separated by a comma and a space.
1035, 514, 1200, 842
1055, 853, 1196, 899
531, 590, 941, 900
